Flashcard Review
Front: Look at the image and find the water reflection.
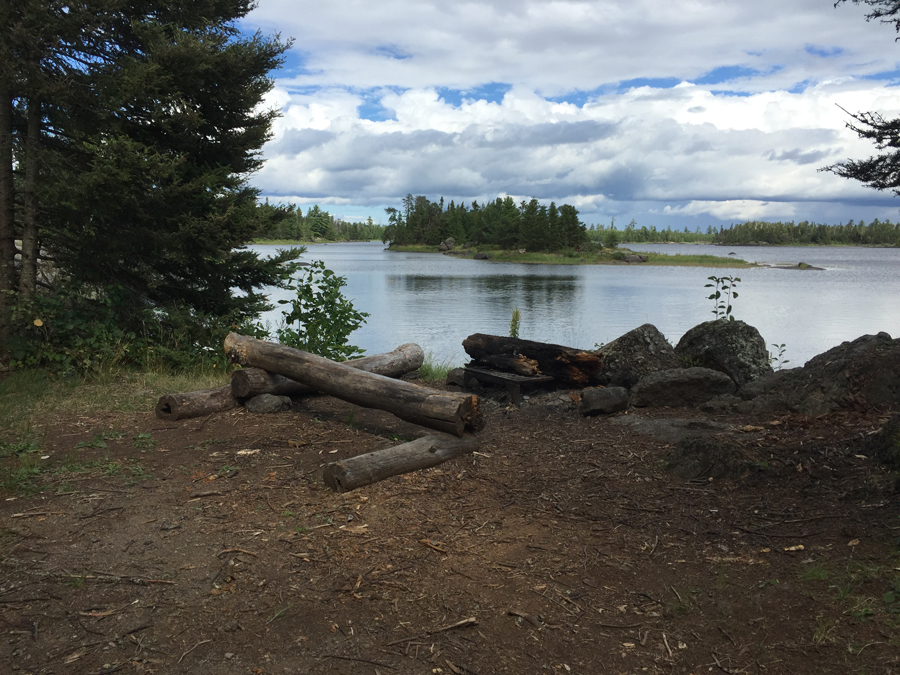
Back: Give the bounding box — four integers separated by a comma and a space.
254, 242, 900, 366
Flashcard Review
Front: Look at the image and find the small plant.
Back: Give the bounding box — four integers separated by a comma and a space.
76, 430, 124, 450
276, 260, 369, 361
132, 432, 155, 449
509, 307, 521, 339
769, 343, 790, 370
705, 275, 741, 321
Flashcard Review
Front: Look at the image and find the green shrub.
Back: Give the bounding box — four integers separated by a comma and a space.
276, 261, 368, 361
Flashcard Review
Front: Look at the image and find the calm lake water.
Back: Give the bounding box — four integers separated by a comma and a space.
252, 241, 900, 368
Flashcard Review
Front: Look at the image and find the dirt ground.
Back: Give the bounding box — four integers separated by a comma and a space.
1, 379, 899, 675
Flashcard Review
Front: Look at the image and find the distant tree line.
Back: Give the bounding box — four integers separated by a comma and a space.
587, 219, 714, 244
583, 218, 900, 247
258, 203, 386, 242
712, 219, 900, 246
382, 194, 588, 251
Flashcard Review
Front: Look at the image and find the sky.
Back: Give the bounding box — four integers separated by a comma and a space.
241, 0, 900, 229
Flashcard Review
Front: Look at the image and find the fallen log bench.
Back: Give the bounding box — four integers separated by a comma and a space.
230, 343, 425, 398
224, 333, 483, 436
462, 367, 555, 405
323, 433, 478, 492
155, 343, 425, 421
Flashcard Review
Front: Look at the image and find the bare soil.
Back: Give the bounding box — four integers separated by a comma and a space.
2, 381, 899, 675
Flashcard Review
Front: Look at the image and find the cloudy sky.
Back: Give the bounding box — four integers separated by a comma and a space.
241, 0, 900, 229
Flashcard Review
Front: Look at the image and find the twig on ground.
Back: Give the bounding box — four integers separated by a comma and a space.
177, 639, 211, 664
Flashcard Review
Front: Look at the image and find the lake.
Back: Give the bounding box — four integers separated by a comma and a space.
252, 241, 900, 368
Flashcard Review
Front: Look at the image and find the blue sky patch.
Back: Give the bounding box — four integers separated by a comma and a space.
692, 65, 761, 85
437, 82, 512, 107
863, 67, 900, 82
805, 45, 843, 57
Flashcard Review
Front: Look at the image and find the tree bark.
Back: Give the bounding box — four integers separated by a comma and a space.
463, 333, 601, 386
230, 343, 424, 398
322, 433, 478, 492
19, 98, 39, 296
0, 83, 15, 350
224, 333, 482, 436
155, 385, 238, 421
476, 353, 540, 376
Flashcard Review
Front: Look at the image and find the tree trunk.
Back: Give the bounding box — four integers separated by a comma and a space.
19, 98, 39, 296
0, 83, 15, 351
230, 343, 424, 398
155, 385, 238, 421
224, 333, 482, 436
322, 433, 478, 492
463, 333, 601, 386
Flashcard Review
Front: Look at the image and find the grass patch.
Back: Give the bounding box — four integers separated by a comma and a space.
386, 244, 751, 268
417, 354, 455, 382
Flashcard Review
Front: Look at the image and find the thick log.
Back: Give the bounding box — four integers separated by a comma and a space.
323, 433, 478, 492
230, 343, 425, 398
224, 333, 482, 436
477, 353, 540, 376
155, 385, 238, 421
463, 333, 601, 386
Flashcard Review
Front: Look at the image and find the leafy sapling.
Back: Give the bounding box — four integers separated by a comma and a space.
769, 343, 790, 370
705, 275, 740, 321
277, 260, 369, 361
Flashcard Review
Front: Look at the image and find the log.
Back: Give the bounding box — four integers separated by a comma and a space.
230, 343, 425, 398
477, 353, 540, 376
155, 385, 238, 421
463, 333, 601, 386
323, 433, 478, 492
224, 333, 483, 436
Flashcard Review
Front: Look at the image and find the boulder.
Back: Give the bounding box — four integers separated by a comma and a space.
748, 332, 900, 416
630, 367, 736, 408
623, 254, 648, 263
675, 320, 773, 386
438, 237, 456, 251
581, 387, 629, 416
595, 323, 680, 386
245, 394, 292, 414
473, 252, 494, 260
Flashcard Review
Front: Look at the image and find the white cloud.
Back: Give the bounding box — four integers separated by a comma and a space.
245, 0, 900, 225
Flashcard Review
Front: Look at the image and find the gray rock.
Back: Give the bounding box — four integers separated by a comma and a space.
630, 367, 737, 408
737, 368, 798, 400
699, 394, 742, 413
666, 437, 751, 479
610, 415, 734, 444
595, 323, 680, 386
245, 394, 292, 414
623, 254, 648, 263
473, 252, 494, 260
581, 387, 629, 416
675, 320, 773, 386
438, 237, 455, 252
446, 367, 467, 387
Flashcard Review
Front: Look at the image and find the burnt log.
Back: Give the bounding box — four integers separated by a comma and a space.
476, 353, 540, 376
231, 343, 425, 398
463, 333, 601, 386
224, 333, 482, 436
155, 385, 238, 421
323, 433, 477, 492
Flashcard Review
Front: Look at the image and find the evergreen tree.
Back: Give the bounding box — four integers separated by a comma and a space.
825, 1, 900, 197
0, 1, 300, 356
